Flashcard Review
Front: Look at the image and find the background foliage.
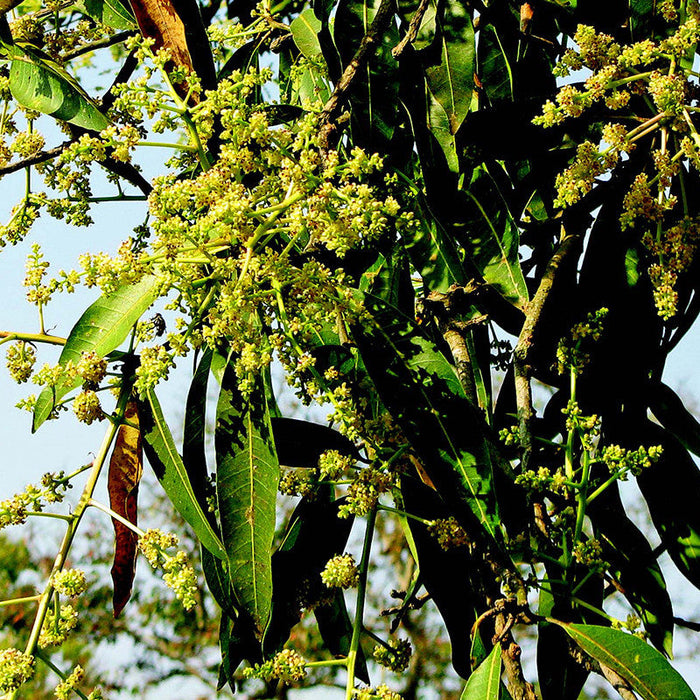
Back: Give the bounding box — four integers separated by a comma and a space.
2, 0, 700, 697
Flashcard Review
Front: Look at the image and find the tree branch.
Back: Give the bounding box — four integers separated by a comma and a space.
494, 615, 538, 700
392, 0, 430, 57
0, 142, 73, 176
63, 31, 136, 62
319, 0, 395, 149
513, 231, 582, 468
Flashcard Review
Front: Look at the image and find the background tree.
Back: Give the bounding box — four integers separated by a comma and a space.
1, 0, 700, 697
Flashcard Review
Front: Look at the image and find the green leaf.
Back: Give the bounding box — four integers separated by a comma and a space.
636, 422, 700, 590
139, 387, 227, 560
424, 0, 475, 136
334, 0, 400, 146
271, 417, 358, 469
216, 360, 279, 639
202, 546, 238, 619
588, 467, 673, 657
460, 164, 528, 309
556, 623, 697, 700
9, 44, 109, 130
290, 8, 323, 59
476, 23, 513, 104
401, 475, 481, 678
351, 294, 501, 540
401, 195, 468, 292
460, 644, 501, 700
183, 348, 215, 515
73, 0, 135, 30
264, 495, 354, 655
648, 382, 700, 458
33, 275, 159, 431
426, 91, 459, 173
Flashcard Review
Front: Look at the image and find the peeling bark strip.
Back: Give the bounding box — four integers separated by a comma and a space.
109, 400, 143, 617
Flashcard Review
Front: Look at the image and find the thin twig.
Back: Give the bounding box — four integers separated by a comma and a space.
0, 142, 73, 176
513, 231, 582, 469
673, 615, 700, 632
392, 0, 431, 57
63, 31, 136, 62
319, 0, 395, 147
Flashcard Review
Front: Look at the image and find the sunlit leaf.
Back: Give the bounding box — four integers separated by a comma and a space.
9, 44, 109, 130
33, 275, 159, 432
460, 644, 501, 699
424, 0, 475, 136
74, 0, 135, 30
555, 623, 696, 700
290, 8, 323, 59
216, 360, 279, 638
140, 387, 226, 560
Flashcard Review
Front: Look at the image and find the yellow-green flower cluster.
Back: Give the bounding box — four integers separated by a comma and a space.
515, 466, 569, 495
0, 472, 69, 530
279, 468, 317, 498
427, 517, 470, 550
52, 568, 89, 597
320, 553, 359, 589
243, 648, 307, 683
39, 603, 79, 647
54, 665, 85, 700
318, 449, 355, 480
372, 638, 412, 672
354, 685, 404, 700
534, 13, 700, 319
0, 648, 34, 694
600, 443, 663, 478
572, 538, 606, 571
73, 390, 103, 425
339, 467, 393, 518
556, 308, 608, 375
5, 341, 36, 383
138, 529, 199, 610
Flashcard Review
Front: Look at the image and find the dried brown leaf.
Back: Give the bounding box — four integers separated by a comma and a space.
129, 0, 193, 78
108, 400, 143, 617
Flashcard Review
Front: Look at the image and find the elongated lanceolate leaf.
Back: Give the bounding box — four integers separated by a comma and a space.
556, 623, 696, 700
314, 590, 370, 683
352, 294, 501, 540
33, 275, 159, 431
424, 0, 475, 136
74, 0, 135, 29
461, 165, 528, 309
216, 362, 279, 639
460, 645, 501, 700
9, 44, 109, 130
183, 348, 215, 516
271, 417, 358, 468
264, 495, 354, 656
648, 381, 700, 458
587, 465, 673, 657
140, 387, 226, 560
290, 8, 323, 59
402, 198, 468, 292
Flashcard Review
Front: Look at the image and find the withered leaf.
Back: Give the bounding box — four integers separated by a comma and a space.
109, 400, 143, 617
128, 0, 193, 77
